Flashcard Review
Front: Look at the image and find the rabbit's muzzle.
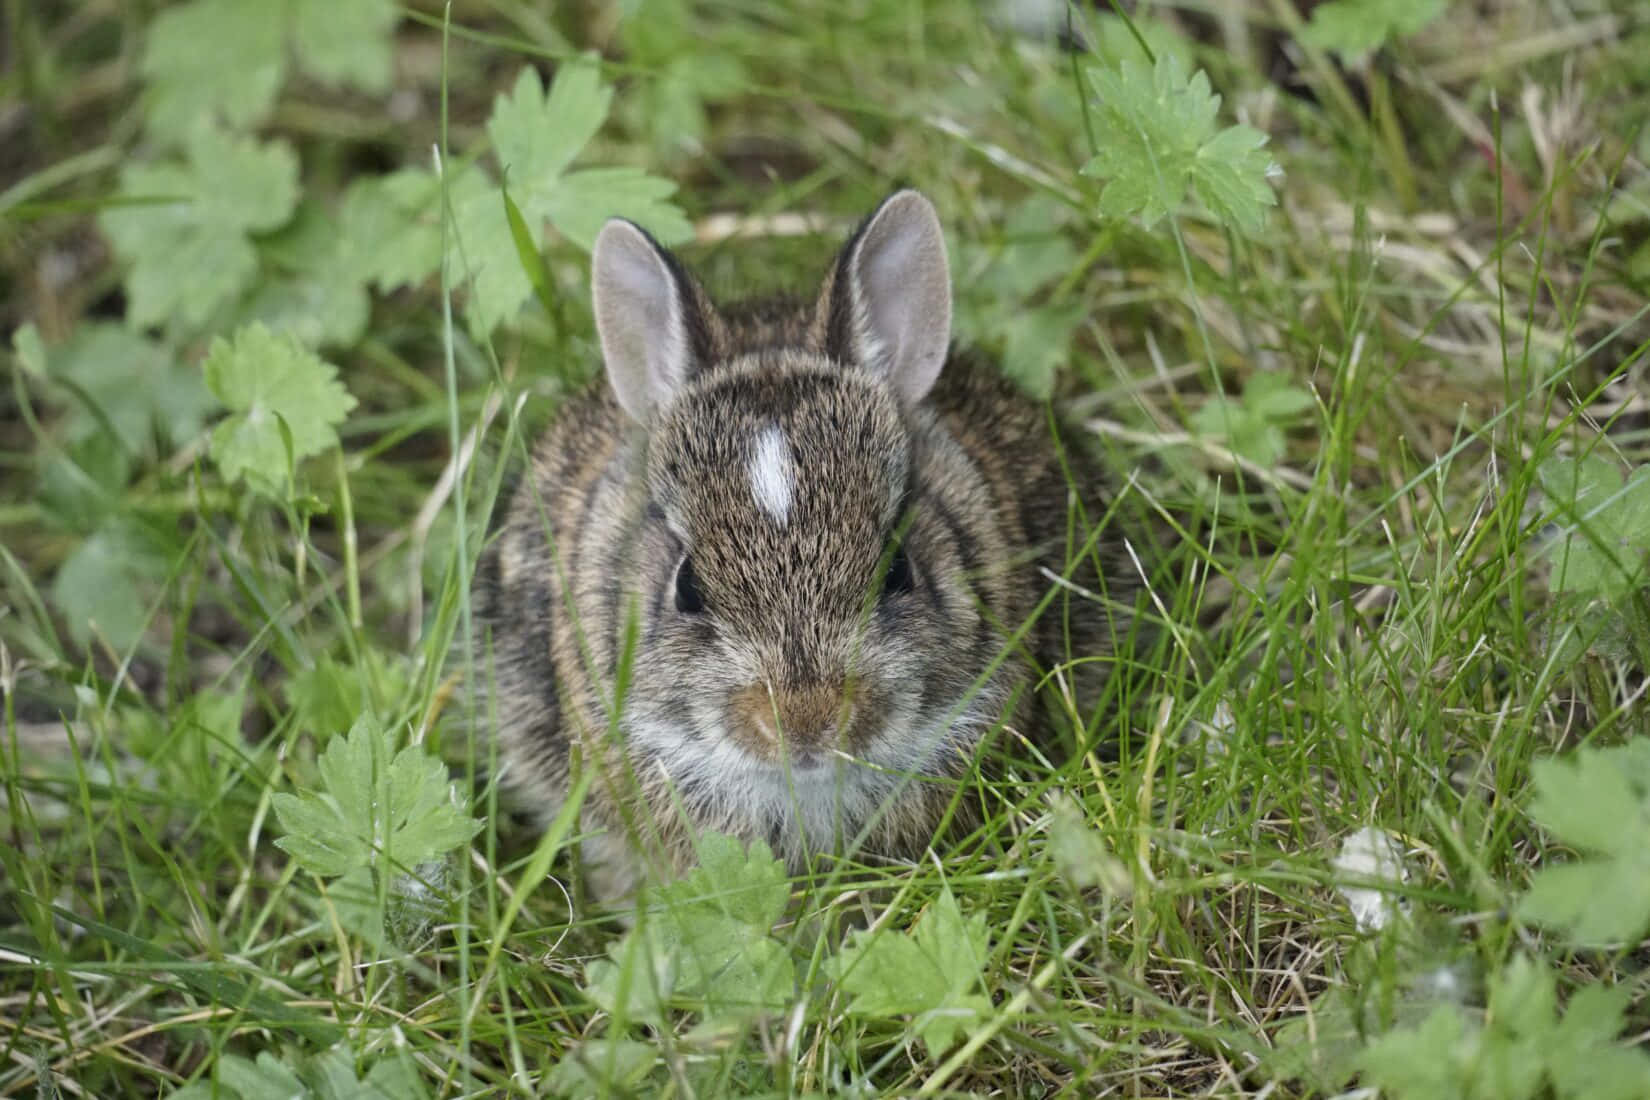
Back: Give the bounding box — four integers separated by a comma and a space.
726, 680, 865, 765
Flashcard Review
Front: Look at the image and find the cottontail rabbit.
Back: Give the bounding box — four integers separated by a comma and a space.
475, 190, 1129, 902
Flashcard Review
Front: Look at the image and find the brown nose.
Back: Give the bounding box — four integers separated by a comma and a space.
729, 681, 848, 758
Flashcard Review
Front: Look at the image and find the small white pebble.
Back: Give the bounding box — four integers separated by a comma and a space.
1332, 826, 1410, 933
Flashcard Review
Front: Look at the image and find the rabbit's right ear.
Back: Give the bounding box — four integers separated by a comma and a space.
592, 220, 700, 423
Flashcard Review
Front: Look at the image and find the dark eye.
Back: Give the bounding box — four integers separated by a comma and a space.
881, 545, 914, 599
674, 554, 706, 614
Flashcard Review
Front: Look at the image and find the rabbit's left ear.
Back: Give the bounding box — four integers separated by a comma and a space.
823, 190, 952, 406
592, 219, 705, 423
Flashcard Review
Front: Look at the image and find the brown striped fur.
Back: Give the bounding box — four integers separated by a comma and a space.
473, 192, 1127, 902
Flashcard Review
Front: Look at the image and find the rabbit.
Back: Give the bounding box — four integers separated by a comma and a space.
473, 190, 1130, 903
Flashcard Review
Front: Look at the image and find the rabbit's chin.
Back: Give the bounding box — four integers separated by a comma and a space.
621, 691, 1000, 860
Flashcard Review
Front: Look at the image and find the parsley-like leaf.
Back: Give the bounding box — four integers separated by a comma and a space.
241, 201, 371, 348
1302, 0, 1447, 56
1082, 53, 1278, 235
290, 0, 397, 92
1538, 455, 1650, 600
1519, 740, 1650, 945
202, 323, 357, 493
587, 833, 794, 1023
42, 323, 213, 457
139, 0, 399, 140
831, 884, 991, 1052
271, 716, 481, 880
140, 0, 285, 140
99, 129, 299, 332
448, 58, 691, 335
1191, 372, 1313, 466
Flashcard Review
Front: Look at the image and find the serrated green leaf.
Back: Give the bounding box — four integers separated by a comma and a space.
215, 1052, 305, 1100
99, 130, 299, 332
452, 181, 534, 339
339, 167, 471, 294
1537, 455, 1650, 598
833, 885, 991, 1052
1549, 985, 1650, 1100
446, 60, 689, 335
44, 323, 214, 457
202, 323, 356, 492
1302, 0, 1447, 55
1488, 954, 1555, 1040
543, 166, 694, 251
1528, 752, 1643, 854
38, 433, 131, 534
546, 1039, 659, 1096
488, 57, 611, 197
241, 202, 371, 347
51, 521, 169, 652
1359, 1003, 1478, 1098
1521, 862, 1650, 946
303, 1043, 427, 1100
1081, 53, 1278, 235
1048, 796, 1131, 893
290, 0, 397, 91
140, 0, 285, 140
588, 833, 793, 1023
271, 717, 481, 881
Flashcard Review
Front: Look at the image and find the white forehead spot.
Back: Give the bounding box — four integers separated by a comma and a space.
749, 425, 794, 525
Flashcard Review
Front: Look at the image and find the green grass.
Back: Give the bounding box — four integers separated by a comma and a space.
4, 0, 1650, 1096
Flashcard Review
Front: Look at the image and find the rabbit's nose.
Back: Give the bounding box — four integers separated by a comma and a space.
728, 681, 849, 759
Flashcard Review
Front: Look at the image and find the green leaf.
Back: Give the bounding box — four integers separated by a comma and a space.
271, 716, 481, 880
447, 60, 690, 335
44, 323, 214, 457
202, 323, 356, 492
338, 167, 459, 294
99, 129, 300, 332
953, 198, 1085, 396
139, 0, 400, 139
1519, 742, 1650, 944
1548, 985, 1650, 1099
1081, 53, 1279, 235
1048, 796, 1131, 894
587, 833, 794, 1023
452, 181, 535, 339
1302, 0, 1447, 55
38, 433, 131, 534
305, 1044, 428, 1100
241, 201, 371, 347
503, 186, 558, 321
290, 0, 397, 91
546, 1039, 659, 1096
1244, 372, 1315, 418
1191, 373, 1312, 466
140, 0, 285, 140
1538, 456, 1650, 599
1359, 1004, 1480, 1098
216, 1052, 305, 1100
832, 884, 992, 1052
50, 521, 169, 652
488, 58, 611, 198
543, 166, 695, 251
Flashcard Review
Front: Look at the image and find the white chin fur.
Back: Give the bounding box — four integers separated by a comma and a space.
622, 689, 1001, 865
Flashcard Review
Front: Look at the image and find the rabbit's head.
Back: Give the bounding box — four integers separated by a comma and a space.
588, 192, 1020, 840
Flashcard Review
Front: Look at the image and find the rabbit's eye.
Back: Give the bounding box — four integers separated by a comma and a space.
674, 554, 706, 614
881, 545, 914, 599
